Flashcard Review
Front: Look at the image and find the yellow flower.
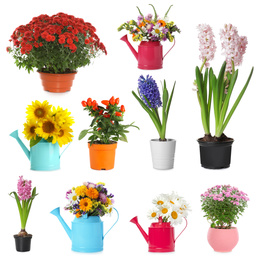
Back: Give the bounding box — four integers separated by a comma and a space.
26, 100, 51, 121
56, 125, 73, 147
35, 116, 59, 143
23, 119, 37, 140
86, 188, 99, 199
97, 182, 105, 186
75, 185, 87, 197
79, 198, 92, 212
105, 198, 112, 207
52, 106, 74, 127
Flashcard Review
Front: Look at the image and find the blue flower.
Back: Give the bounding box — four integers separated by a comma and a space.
138, 75, 162, 109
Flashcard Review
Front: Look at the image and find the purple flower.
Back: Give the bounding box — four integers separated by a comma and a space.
162, 27, 168, 34
138, 75, 162, 109
145, 14, 153, 21
150, 35, 159, 41
146, 23, 154, 33
99, 193, 107, 203
17, 176, 32, 201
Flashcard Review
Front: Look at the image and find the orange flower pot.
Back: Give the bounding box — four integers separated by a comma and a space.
38, 72, 77, 93
88, 142, 117, 170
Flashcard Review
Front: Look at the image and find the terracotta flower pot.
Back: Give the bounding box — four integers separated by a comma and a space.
207, 227, 239, 252
38, 72, 77, 93
14, 234, 32, 252
88, 142, 117, 170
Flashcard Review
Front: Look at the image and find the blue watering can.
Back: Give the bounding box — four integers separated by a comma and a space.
50, 207, 119, 253
10, 130, 71, 171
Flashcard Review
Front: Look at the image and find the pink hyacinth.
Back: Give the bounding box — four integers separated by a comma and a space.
17, 176, 32, 201
197, 24, 217, 68
220, 24, 248, 73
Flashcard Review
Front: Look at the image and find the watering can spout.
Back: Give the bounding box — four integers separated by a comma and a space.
130, 216, 149, 243
10, 130, 30, 160
50, 207, 72, 240
120, 34, 138, 60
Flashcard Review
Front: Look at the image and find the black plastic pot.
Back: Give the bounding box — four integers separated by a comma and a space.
198, 138, 234, 169
14, 235, 32, 252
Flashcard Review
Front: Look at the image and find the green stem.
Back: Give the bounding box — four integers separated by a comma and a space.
200, 57, 207, 72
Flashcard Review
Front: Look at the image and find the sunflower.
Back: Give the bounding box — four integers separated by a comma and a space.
26, 100, 51, 121
56, 125, 73, 147
52, 106, 74, 127
86, 188, 99, 199
23, 119, 37, 140
79, 198, 92, 212
75, 185, 87, 197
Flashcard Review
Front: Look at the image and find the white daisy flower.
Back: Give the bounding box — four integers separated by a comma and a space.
152, 194, 167, 207
107, 205, 113, 217
169, 208, 183, 225
147, 209, 159, 220
158, 203, 171, 216
67, 190, 79, 205
152, 24, 162, 35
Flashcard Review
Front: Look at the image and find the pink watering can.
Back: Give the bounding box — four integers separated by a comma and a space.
120, 34, 175, 70
130, 216, 187, 252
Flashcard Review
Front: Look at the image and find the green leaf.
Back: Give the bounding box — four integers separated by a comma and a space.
164, 5, 173, 17
149, 4, 158, 21
78, 130, 89, 140
119, 132, 128, 142
30, 136, 42, 148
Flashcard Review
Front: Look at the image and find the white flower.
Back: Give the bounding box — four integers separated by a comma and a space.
158, 203, 171, 216
152, 194, 167, 207
67, 190, 79, 205
168, 208, 183, 225
107, 205, 113, 217
147, 209, 159, 220
152, 24, 162, 35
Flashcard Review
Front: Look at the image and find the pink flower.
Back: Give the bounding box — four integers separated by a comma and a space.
99, 193, 107, 203
17, 176, 32, 201
197, 24, 217, 68
220, 24, 248, 72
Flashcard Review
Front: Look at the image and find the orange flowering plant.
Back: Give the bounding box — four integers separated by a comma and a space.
79, 96, 139, 145
65, 182, 114, 218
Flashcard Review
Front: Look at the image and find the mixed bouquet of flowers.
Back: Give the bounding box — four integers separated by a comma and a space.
9, 176, 38, 237
132, 75, 175, 141
79, 96, 138, 144
148, 191, 190, 225
118, 4, 180, 42
65, 182, 114, 218
194, 24, 254, 141
201, 185, 249, 229
7, 12, 107, 73
23, 100, 74, 147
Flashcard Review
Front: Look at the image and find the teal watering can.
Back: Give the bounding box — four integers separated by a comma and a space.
50, 207, 119, 253
10, 130, 71, 171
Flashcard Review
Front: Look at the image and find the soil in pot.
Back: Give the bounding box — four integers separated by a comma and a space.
14, 234, 32, 252
198, 134, 234, 169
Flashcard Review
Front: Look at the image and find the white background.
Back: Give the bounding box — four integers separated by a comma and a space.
0, 0, 258, 259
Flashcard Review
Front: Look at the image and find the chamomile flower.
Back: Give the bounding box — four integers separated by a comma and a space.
158, 203, 170, 216
147, 209, 159, 220
152, 24, 162, 35
169, 208, 183, 225
152, 194, 166, 206
107, 205, 113, 216
67, 190, 79, 205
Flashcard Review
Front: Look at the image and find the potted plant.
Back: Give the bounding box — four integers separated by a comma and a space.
194, 24, 254, 169
132, 75, 176, 170
79, 97, 139, 170
50, 181, 119, 253
130, 191, 190, 252
10, 100, 74, 170
118, 4, 180, 70
10, 176, 38, 252
201, 185, 249, 252
7, 12, 107, 92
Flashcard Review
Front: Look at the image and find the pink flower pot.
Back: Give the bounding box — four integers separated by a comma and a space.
207, 227, 239, 252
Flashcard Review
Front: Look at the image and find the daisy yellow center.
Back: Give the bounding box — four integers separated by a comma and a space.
170, 201, 175, 205
42, 121, 55, 133
30, 126, 36, 134
59, 129, 64, 137
162, 208, 168, 214
109, 208, 112, 213
157, 200, 164, 205
155, 29, 160, 34
171, 211, 178, 219
72, 195, 77, 201
151, 212, 156, 218
34, 108, 45, 118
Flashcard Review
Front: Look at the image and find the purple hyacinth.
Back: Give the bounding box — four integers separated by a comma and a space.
138, 75, 162, 109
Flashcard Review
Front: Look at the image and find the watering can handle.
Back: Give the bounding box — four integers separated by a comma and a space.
103, 208, 119, 239
163, 38, 176, 60
59, 141, 72, 158
174, 217, 188, 242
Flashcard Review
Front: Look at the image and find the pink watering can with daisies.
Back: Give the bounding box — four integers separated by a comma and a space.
130, 216, 187, 252
120, 34, 175, 70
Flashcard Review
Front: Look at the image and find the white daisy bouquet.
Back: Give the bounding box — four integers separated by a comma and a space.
148, 191, 190, 225
118, 4, 180, 42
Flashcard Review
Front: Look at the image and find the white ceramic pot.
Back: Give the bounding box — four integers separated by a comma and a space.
150, 139, 176, 170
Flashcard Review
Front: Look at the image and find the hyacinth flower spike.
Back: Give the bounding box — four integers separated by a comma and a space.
132, 75, 175, 141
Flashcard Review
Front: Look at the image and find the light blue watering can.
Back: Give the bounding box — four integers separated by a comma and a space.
10, 130, 70, 171
50, 207, 119, 253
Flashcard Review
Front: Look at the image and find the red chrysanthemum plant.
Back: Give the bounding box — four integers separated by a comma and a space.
7, 12, 107, 73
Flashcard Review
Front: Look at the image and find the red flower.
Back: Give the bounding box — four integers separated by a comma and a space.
81, 100, 87, 107
72, 28, 78, 34
87, 98, 92, 106
115, 98, 120, 105
39, 42, 43, 47
101, 100, 109, 106
97, 128, 101, 131
103, 114, 110, 118
67, 38, 73, 44
115, 112, 122, 117
58, 38, 65, 44
6, 47, 11, 52
34, 42, 39, 48
99, 110, 104, 115
85, 39, 90, 44
120, 105, 125, 112
46, 34, 52, 42
109, 96, 115, 105
93, 105, 98, 111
